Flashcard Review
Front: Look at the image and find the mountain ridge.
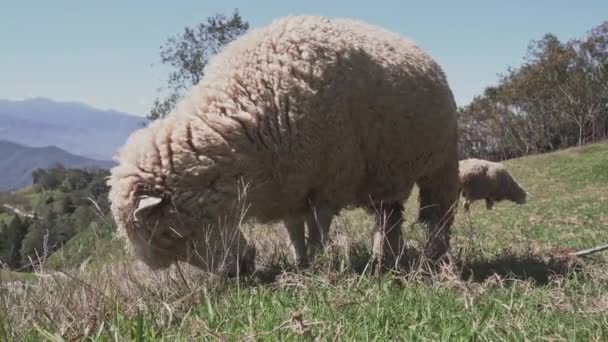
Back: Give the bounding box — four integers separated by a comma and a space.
0, 140, 114, 191
0, 97, 147, 160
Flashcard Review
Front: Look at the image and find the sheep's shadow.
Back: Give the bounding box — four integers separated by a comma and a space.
456, 252, 583, 285
243, 241, 375, 285
245, 245, 585, 287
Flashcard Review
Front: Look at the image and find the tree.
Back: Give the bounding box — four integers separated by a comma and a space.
458, 21, 608, 160
19, 220, 51, 268
0, 221, 8, 266
0, 215, 30, 269
56, 195, 76, 215
32, 164, 67, 191
19, 211, 75, 268
567, 22, 608, 143
148, 9, 249, 120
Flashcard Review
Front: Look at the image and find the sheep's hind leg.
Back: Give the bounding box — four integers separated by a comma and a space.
417, 159, 459, 263
371, 201, 406, 274
284, 217, 309, 268
306, 205, 334, 262
485, 198, 494, 210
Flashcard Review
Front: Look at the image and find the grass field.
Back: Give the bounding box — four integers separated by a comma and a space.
2, 142, 608, 340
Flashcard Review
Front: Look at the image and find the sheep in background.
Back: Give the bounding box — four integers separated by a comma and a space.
107, 15, 460, 275
458, 158, 527, 212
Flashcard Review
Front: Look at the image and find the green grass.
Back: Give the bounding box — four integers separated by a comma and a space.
37, 275, 605, 341
0, 269, 37, 283
3, 141, 608, 341
455, 142, 608, 252
0, 212, 11, 225
45, 222, 126, 271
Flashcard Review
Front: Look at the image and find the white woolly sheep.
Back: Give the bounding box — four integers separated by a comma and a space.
107, 15, 460, 275
458, 158, 527, 212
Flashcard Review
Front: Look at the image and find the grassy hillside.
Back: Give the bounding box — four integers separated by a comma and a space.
2, 141, 608, 340
447, 141, 608, 252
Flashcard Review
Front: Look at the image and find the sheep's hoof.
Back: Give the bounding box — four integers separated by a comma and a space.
371, 253, 408, 277
296, 258, 310, 270
421, 249, 451, 273
227, 244, 257, 277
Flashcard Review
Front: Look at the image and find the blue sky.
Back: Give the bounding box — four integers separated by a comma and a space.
1, 1, 606, 116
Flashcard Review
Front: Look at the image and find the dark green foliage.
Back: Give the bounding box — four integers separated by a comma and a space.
85, 172, 112, 212
58, 169, 92, 192
32, 165, 101, 192
148, 9, 249, 120
55, 195, 76, 214
0, 215, 30, 268
19, 219, 52, 267
45, 222, 124, 270
0, 165, 113, 271
71, 206, 97, 231
31, 163, 66, 191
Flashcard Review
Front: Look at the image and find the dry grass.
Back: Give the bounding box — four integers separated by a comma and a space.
0, 210, 594, 340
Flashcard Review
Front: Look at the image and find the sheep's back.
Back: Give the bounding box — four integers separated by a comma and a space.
161, 15, 458, 217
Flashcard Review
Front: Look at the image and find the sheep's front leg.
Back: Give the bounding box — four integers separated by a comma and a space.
417, 159, 459, 262
227, 238, 257, 277
306, 206, 334, 261
463, 199, 471, 212
485, 198, 494, 210
284, 217, 308, 267
371, 201, 406, 273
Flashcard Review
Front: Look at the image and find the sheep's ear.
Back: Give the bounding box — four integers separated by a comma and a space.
134, 195, 163, 222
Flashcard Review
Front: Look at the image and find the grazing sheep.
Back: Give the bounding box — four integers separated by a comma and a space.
107, 15, 460, 275
458, 158, 527, 212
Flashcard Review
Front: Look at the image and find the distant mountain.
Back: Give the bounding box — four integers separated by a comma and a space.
0, 97, 147, 160
0, 140, 114, 191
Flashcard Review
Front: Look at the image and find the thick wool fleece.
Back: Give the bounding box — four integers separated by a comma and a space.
108, 15, 460, 273
458, 158, 527, 211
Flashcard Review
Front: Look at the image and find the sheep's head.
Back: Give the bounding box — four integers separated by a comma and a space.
111, 179, 255, 276
509, 182, 528, 205
107, 116, 256, 275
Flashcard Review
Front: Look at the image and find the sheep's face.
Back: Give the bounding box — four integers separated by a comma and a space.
509, 185, 527, 205
124, 188, 255, 275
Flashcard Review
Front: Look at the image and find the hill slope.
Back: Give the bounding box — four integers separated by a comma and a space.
0, 97, 147, 160
0, 140, 114, 191
449, 141, 608, 251
3, 141, 608, 340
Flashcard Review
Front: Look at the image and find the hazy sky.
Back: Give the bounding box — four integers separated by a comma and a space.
1, 1, 606, 116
